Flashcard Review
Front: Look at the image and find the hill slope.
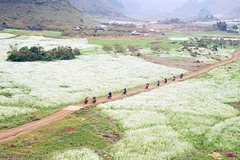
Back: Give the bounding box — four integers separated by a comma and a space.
228, 7, 240, 19
68, 0, 126, 18
174, 0, 240, 18
0, 0, 94, 30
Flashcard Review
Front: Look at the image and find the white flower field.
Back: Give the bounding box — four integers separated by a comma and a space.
0, 33, 239, 159
52, 148, 101, 160
0, 54, 186, 120
98, 60, 240, 159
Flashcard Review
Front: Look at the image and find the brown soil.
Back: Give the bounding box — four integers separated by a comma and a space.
0, 50, 240, 143
62, 128, 77, 135
142, 55, 206, 71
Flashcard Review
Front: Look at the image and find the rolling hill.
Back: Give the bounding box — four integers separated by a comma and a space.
173, 0, 240, 18
228, 7, 240, 19
0, 0, 94, 30
68, 0, 126, 18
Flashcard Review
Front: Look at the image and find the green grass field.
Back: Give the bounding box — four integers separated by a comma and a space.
165, 31, 240, 38
0, 29, 62, 37
88, 38, 182, 50
0, 107, 122, 160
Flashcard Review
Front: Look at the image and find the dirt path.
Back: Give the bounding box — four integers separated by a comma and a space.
1, 50, 240, 143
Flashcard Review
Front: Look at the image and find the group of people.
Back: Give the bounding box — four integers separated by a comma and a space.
84, 73, 184, 104
145, 73, 184, 89
84, 96, 96, 104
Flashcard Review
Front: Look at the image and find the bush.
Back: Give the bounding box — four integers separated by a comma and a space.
73, 47, 81, 55
114, 44, 125, 53
150, 44, 161, 53
7, 46, 78, 62
7, 46, 48, 62
102, 45, 113, 53
49, 46, 75, 60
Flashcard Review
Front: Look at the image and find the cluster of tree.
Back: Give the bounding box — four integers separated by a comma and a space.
215, 21, 227, 31
181, 37, 240, 57
7, 45, 80, 62
159, 18, 181, 24
102, 44, 141, 55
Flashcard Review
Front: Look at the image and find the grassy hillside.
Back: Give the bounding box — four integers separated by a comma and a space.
0, 0, 94, 30
68, 0, 126, 18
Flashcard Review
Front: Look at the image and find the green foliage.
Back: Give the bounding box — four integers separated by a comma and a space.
232, 25, 238, 30
0, 91, 13, 98
216, 21, 227, 31
50, 46, 75, 60
7, 46, 79, 62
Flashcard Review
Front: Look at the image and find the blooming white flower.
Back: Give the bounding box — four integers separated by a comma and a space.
99, 61, 240, 159
51, 148, 101, 160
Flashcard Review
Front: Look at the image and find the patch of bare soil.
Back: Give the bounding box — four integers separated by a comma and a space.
142, 55, 206, 72
62, 128, 77, 135
102, 134, 119, 142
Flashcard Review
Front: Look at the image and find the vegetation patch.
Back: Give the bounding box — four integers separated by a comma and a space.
98, 60, 240, 159
7, 46, 80, 62
0, 91, 13, 98
0, 107, 122, 160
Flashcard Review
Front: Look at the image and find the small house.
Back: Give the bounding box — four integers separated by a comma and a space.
131, 30, 141, 35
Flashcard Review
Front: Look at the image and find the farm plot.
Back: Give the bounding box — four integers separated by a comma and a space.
98, 60, 240, 159
0, 54, 186, 122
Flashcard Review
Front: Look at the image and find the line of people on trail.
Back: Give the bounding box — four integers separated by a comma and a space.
83, 73, 184, 104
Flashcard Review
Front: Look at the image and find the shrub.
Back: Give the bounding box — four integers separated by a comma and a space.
7, 45, 77, 62
114, 44, 125, 53
73, 47, 81, 55
127, 45, 139, 54
49, 46, 75, 60
7, 46, 39, 62
150, 44, 161, 53
102, 45, 113, 53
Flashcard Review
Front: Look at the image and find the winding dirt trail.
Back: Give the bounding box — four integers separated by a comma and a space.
0, 50, 240, 143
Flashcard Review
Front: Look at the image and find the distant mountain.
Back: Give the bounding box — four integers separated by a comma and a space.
0, 0, 94, 29
207, 0, 240, 15
174, 0, 201, 17
120, 0, 144, 16
107, 0, 124, 9
228, 7, 240, 19
194, 10, 215, 21
173, 0, 240, 18
68, 0, 126, 18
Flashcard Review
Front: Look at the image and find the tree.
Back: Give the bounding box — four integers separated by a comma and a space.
232, 25, 238, 30
216, 21, 227, 31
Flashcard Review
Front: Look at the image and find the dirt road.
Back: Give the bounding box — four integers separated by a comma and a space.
0, 50, 240, 143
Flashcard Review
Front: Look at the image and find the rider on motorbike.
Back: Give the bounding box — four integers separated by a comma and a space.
84, 97, 89, 104
107, 92, 112, 99
92, 97, 97, 103
145, 83, 149, 89
164, 78, 167, 83
123, 88, 127, 95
